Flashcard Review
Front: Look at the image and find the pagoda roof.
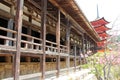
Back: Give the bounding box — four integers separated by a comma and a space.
91, 17, 109, 27
98, 32, 109, 37
97, 41, 106, 47
97, 39, 107, 46
95, 25, 110, 32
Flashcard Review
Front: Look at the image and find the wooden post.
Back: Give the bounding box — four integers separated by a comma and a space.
6, 19, 14, 46
79, 47, 82, 69
14, 0, 24, 80
41, 0, 47, 79
82, 34, 86, 63
65, 17, 71, 74
6, 5, 14, 46
74, 45, 77, 72
56, 9, 60, 78
27, 11, 32, 49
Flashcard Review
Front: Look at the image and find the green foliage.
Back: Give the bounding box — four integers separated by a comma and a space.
81, 50, 120, 80
81, 64, 90, 69
111, 65, 120, 80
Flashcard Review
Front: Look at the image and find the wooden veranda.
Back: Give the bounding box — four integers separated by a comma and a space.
0, 0, 100, 80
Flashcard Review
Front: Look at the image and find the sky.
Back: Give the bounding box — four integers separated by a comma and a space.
75, 0, 120, 33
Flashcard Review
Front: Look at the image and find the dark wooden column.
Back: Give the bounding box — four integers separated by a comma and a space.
85, 35, 88, 53
86, 36, 88, 52
79, 47, 82, 69
88, 38, 91, 51
93, 41, 97, 53
82, 34, 86, 63
14, 0, 24, 80
56, 9, 60, 77
65, 17, 71, 74
27, 10, 32, 48
74, 45, 77, 71
41, 0, 47, 79
6, 5, 14, 46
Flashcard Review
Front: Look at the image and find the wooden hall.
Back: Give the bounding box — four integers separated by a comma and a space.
0, 0, 100, 80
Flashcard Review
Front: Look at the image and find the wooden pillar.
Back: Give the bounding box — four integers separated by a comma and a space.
78, 47, 81, 69
41, 0, 47, 79
14, 0, 24, 80
74, 45, 77, 71
65, 17, 71, 74
6, 5, 14, 46
88, 38, 91, 51
82, 34, 86, 63
27, 11, 32, 48
85, 35, 88, 53
56, 9, 60, 77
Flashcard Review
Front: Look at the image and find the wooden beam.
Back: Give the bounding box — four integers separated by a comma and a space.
0, 9, 13, 19
10, 5, 15, 17
14, 0, 24, 80
41, 0, 47, 79
56, 9, 60, 78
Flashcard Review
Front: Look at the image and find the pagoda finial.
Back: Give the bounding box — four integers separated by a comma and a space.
96, 3, 99, 19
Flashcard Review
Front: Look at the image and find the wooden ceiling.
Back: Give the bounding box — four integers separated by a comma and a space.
49, 0, 100, 42
2, 0, 100, 41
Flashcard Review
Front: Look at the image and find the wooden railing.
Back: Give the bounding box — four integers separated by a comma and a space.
60, 45, 67, 53
21, 33, 42, 50
0, 26, 42, 52
46, 40, 57, 53
0, 26, 67, 54
0, 26, 16, 46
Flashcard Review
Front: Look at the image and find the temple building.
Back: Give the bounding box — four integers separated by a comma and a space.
0, 0, 100, 79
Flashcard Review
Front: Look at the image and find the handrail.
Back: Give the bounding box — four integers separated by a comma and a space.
21, 33, 42, 41
0, 26, 67, 54
0, 35, 16, 41
46, 40, 57, 45
60, 44, 67, 48
21, 40, 42, 46
0, 26, 17, 34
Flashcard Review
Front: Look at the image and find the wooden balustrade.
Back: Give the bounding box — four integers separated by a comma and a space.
21, 33, 42, 50
46, 40, 57, 53
45, 40, 67, 54
0, 26, 67, 54
60, 45, 67, 53
0, 26, 42, 52
0, 26, 16, 46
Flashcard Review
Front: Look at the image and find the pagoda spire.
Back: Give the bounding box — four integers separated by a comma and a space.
96, 3, 99, 19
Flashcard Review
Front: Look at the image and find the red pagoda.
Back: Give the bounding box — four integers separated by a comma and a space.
91, 17, 110, 51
